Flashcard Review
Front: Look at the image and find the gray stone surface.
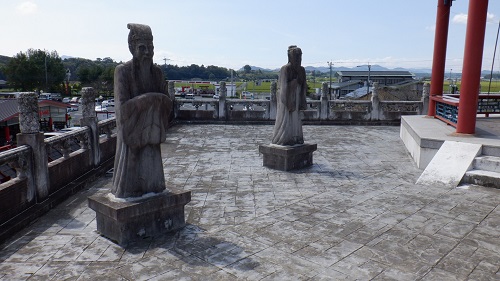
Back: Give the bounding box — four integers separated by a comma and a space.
2, 124, 500, 280
88, 189, 191, 245
80, 87, 96, 119
17, 92, 39, 134
260, 143, 317, 171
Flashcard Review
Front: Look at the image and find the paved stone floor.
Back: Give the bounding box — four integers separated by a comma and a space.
1, 125, 499, 280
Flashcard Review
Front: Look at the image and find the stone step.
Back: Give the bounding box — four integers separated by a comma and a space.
473, 155, 500, 173
462, 169, 500, 189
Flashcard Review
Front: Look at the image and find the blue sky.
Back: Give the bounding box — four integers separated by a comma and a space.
2, 0, 499, 72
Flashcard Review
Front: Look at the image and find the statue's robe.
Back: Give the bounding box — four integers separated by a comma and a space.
271, 64, 307, 146
111, 60, 172, 198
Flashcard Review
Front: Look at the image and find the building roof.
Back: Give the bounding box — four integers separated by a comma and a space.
344, 86, 370, 99
336, 71, 414, 77
331, 80, 363, 89
0, 99, 19, 122
38, 99, 72, 108
0, 99, 74, 122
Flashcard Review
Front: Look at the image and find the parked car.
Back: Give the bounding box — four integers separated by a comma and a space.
62, 97, 71, 103
39, 93, 52, 100
241, 91, 254, 99
95, 105, 108, 112
213, 94, 220, 99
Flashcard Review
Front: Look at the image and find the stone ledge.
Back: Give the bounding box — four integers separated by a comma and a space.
259, 143, 317, 171
88, 189, 191, 246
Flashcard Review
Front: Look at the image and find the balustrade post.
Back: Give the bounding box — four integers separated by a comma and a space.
270, 81, 277, 120
421, 83, 430, 115
321, 82, 329, 120
167, 81, 175, 99
79, 87, 100, 167
219, 81, 226, 120
371, 82, 380, 120
16, 92, 49, 201
168, 81, 176, 123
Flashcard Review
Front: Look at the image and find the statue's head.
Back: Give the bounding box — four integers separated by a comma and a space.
127, 23, 154, 62
287, 45, 302, 65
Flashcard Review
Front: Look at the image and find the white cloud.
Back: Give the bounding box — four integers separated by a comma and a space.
453, 13, 497, 25
453, 13, 468, 24
426, 25, 436, 32
16, 1, 38, 15
487, 13, 497, 24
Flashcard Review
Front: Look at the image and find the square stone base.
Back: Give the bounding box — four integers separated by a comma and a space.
259, 143, 317, 171
88, 189, 191, 246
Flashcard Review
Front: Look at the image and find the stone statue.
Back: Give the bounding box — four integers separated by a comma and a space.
271, 45, 307, 146
111, 23, 172, 198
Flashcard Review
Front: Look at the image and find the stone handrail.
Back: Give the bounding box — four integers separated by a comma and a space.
98, 118, 117, 139
45, 127, 91, 160
0, 89, 117, 243
0, 145, 31, 184
172, 81, 428, 123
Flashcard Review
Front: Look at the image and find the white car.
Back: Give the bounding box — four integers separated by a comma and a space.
102, 99, 115, 107
95, 105, 108, 112
213, 94, 220, 99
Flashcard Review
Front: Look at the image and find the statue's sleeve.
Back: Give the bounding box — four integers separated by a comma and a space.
279, 66, 296, 112
114, 65, 131, 105
299, 67, 308, 110
120, 93, 170, 149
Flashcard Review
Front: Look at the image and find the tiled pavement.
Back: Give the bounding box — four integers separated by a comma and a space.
0, 125, 499, 280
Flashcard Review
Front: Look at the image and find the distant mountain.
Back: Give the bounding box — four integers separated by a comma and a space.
237, 65, 275, 72
0, 55, 11, 65
302, 64, 433, 74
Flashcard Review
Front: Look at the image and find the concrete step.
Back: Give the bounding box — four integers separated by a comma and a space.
473, 156, 500, 173
462, 169, 500, 189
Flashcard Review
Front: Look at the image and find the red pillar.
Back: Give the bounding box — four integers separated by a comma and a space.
428, 0, 451, 116
4, 126, 10, 143
456, 0, 489, 134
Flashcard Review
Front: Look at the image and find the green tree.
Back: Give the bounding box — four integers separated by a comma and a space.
5, 49, 65, 92
243, 64, 252, 74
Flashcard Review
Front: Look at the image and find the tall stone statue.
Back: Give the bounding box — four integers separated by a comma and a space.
89, 23, 190, 246
260, 45, 316, 171
112, 23, 172, 198
271, 45, 308, 146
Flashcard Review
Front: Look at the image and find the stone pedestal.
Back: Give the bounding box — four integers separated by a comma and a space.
259, 143, 317, 171
88, 189, 191, 245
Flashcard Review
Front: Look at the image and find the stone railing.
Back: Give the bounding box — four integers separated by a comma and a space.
0, 88, 116, 242
172, 81, 429, 124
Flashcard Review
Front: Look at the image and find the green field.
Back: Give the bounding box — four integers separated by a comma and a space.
443, 80, 500, 93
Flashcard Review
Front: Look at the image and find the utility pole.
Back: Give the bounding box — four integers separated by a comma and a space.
231, 69, 234, 97
327, 61, 333, 100
367, 63, 371, 96
45, 54, 48, 93
163, 57, 170, 80
449, 68, 453, 94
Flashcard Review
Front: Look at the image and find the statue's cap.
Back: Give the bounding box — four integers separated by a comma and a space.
127, 23, 153, 42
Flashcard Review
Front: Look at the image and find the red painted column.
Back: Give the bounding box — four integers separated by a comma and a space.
456, 0, 489, 134
4, 126, 10, 143
428, 0, 451, 116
